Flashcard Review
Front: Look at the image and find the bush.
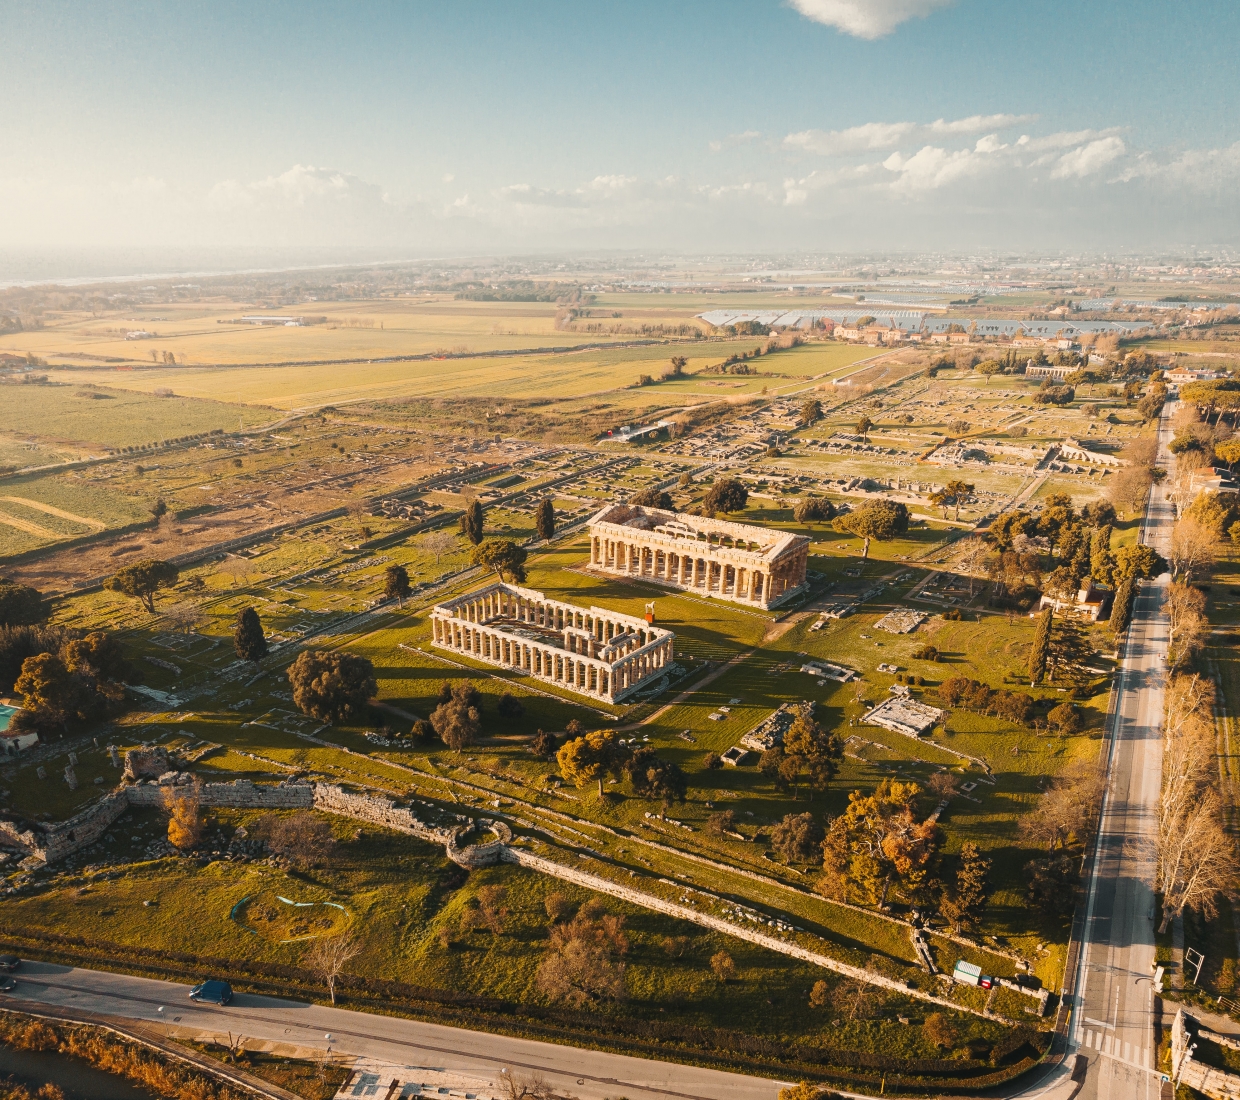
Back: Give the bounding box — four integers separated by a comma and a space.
531, 729, 558, 757
703, 751, 723, 770
911, 644, 940, 661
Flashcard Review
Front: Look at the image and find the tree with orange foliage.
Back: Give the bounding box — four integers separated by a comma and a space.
161, 782, 203, 850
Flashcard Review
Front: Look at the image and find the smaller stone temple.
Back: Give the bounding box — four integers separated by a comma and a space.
430, 582, 675, 704
586, 503, 809, 609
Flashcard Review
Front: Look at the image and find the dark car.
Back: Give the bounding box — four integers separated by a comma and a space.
0, 956, 20, 972
0, 977, 15, 993
188, 980, 233, 1006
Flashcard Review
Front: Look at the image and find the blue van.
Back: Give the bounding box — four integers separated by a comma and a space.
188, 980, 233, 1006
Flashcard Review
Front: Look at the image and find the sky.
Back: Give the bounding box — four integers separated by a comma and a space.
2, 0, 1239, 262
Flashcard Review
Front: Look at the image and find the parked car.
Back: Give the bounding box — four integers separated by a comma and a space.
979, 976, 994, 990
0, 956, 19, 971
188, 980, 233, 1006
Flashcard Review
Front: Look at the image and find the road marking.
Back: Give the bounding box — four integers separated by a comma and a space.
1084, 1017, 1112, 1029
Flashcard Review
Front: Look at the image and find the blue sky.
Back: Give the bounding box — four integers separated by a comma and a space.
3, 0, 1239, 255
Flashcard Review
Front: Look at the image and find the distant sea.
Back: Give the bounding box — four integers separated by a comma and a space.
0, 247, 423, 289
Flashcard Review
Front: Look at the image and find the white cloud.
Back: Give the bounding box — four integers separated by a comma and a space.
1113, 142, 1240, 188
207, 164, 390, 212
883, 144, 996, 192
786, 114, 1032, 156
1050, 137, 1125, 179
788, 0, 955, 39
1016, 128, 1118, 153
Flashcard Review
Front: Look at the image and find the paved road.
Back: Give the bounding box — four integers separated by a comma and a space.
1068, 402, 1176, 1100
5, 961, 786, 1100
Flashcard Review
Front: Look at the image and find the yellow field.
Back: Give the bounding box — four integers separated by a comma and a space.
2, 295, 707, 367
46, 339, 878, 410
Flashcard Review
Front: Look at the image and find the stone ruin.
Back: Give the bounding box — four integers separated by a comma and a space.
123, 746, 170, 781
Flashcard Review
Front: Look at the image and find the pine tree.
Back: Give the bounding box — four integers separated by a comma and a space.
461, 500, 485, 545
233, 607, 267, 667
941, 842, 990, 932
535, 498, 556, 541
1028, 607, 1052, 684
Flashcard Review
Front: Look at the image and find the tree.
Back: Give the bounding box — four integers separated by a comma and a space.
855, 415, 872, 441
1169, 517, 1216, 583
799, 398, 822, 426
1089, 525, 1114, 586
1018, 760, 1105, 852
14, 653, 80, 728
940, 843, 990, 933
545, 892, 573, 923
702, 478, 748, 515
630, 486, 673, 510
60, 630, 128, 684
1027, 607, 1052, 684
1047, 618, 1094, 685
944, 479, 974, 522
923, 1013, 958, 1051
162, 783, 203, 850
495, 691, 524, 721
0, 580, 48, 627
710, 950, 736, 982
977, 359, 1002, 382
623, 746, 687, 803
471, 540, 528, 584
1024, 854, 1079, 917
985, 510, 1037, 551
818, 779, 939, 907
422, 529, 458, 564
809, 980, 830, 1008
430, 695, 482, 753
793, 498, 835, 524
104, 559, 179, 613
383, 564, 412, 607
1046, 702, 1082, 735
499, 1072, 559, 1100
262, 812, 336, 870
783, 714, 843, 796
530, 729, 557, 757
535, 498, 556, 541
1166, 583, 1208, 672
771, 812, 824, 864
461, 500, 485, 545
536, 901, 628, 1006
1110, 572, 1136, 636
1114, 542, 1168, 581
305, 933, 361, 1005
233, 607, 267, 667
558, 729, 625, 797
287, 650, 377, 723
832, 499, 909, 558
707, 809, 736, 838
1109, 465, 1154, 518
150, 498, 168, 519
667, 355, 688, 377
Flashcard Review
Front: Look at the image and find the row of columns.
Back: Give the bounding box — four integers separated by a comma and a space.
593, 535, 769, 605
430, 613, 674, 703
445, 583, 654, 648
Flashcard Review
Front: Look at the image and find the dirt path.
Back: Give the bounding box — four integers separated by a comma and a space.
1, 495, 106, 530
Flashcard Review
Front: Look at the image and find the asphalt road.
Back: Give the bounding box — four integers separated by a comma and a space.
1068, 402, 1176, 1100
4, 960, 786, 1100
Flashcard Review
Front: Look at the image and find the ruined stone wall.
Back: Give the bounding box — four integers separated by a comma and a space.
39, 791, 131, 863
126, 778, 314, 810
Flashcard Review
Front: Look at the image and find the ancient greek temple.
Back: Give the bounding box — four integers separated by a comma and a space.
586, 504, 809, 610
429, 582, 675, 704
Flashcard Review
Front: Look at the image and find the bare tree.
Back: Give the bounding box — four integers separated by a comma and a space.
1168, 516, 1216, 582
305, 933, 361, 1005
498, 1071, 571, 1100
422, 529, 458, 565
163, 601, 205, 635
261, 812, 337, 870
1018, 760, 1106, 852
956, 537, 990, 597
1166, 584, 1208, 672
217, 555, 252, 588
1109, 465, 1153, 519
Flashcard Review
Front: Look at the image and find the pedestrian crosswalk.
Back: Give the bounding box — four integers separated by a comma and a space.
1080, 1028, 1152, 1070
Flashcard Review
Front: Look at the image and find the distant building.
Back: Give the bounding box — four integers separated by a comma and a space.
1025, 363, 1076, 380
1165, 368, 1219, 385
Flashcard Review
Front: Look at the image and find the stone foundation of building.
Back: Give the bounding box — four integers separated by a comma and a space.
430, 581, 674, 704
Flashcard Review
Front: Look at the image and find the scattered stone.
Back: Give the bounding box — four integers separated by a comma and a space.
64, 766, 79, 791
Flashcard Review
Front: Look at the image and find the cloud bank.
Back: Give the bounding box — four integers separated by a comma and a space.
788, 0, 955, 39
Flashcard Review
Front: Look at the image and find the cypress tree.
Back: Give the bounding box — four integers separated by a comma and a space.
460, 500, 485, 546
941, 842, 991, 932
233, 607, 268, 667
1110, 573, 1136, 637
535, 497, 556, 541
1028, 607, 1053, 684
1090, 524, 1114, 585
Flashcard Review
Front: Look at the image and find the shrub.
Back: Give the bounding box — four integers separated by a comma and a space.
710, 951, 736, 982
911, 644, 940, 661
703, 751, 723, 770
